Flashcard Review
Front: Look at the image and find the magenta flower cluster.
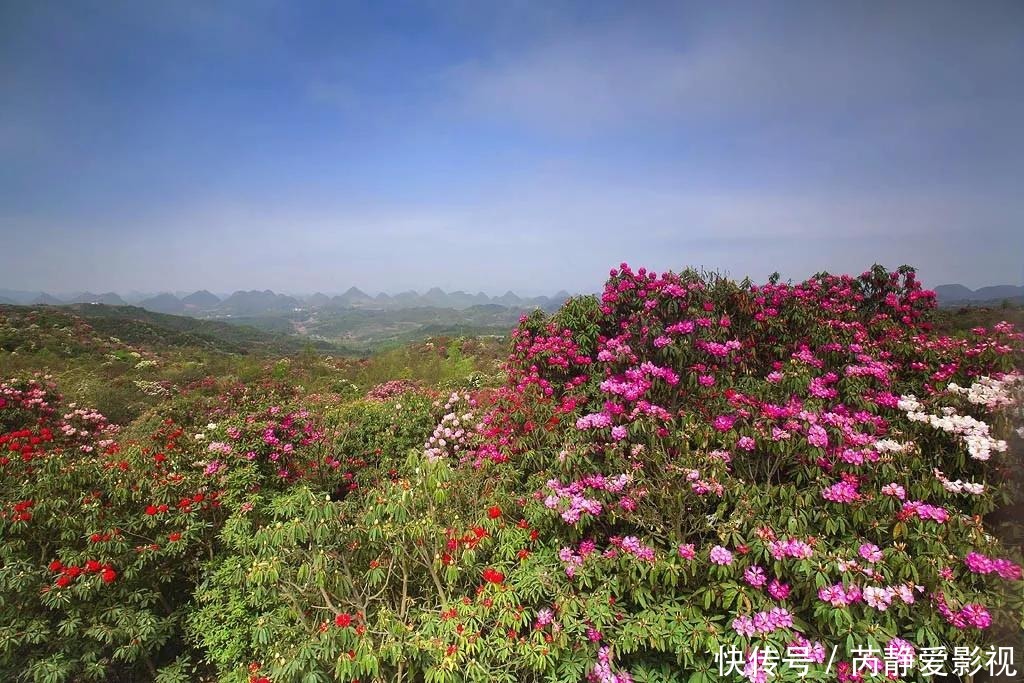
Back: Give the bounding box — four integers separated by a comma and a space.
731, 607, 794, 637
559, 540, 597, 578
743, 565, 766, 587
818, 582, 920, 610
900, 500, 950, 523
934, 593, 993, 629
543, 473, 631, 524
964, 552, 1022, 580
768, 537, 814, 560
587, 646, 632, 683
677, 543, 696, 560
821, 478, 861, 503
858, 543, 883, 563
611, 535, 656, 562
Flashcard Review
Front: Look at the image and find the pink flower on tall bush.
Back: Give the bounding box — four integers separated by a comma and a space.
709, 545, 733, 566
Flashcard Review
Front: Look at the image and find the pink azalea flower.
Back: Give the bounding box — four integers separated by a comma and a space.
859, 543, 883, 563
709, 545, 733, 566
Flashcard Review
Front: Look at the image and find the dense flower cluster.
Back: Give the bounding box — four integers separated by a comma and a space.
0, 377, 59, 421
933, 593, 994, 629
899, 393, 1009, 461
48, 558, 117, 587
934, 467, 985, 495
731, 607, 794, 636
543, 472, 632, 524
768, 537, 815, 560
423, 391, 478, 461
588, 646, 633, 683
365, 379, 422, 401
200, 400, 326, 480
964, 551, 1023, 580
899, 500, 951, 523
558, 540, 598, 578
948, 372, 1023, 409
487, 263, 1023, 679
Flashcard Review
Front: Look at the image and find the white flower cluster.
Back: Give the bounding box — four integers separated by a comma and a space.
947, 372, 1023, 410
873, 439, 912, 453
424, 391, 475, 461
132, 379, 171, 397
896, 395, 923, 412
933, 468, 985, 495
899, 395, 1007, 461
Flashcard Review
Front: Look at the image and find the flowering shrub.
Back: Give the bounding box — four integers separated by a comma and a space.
0, 383, 222, 681
365, 379, 423, 401
1, 264, 1022, 683
423, 391, 480, 461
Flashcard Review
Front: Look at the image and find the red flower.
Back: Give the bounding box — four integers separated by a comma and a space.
55, 575, 72, 588
168, 532, 182, 542
487, 506, 502, 519
101, 568, 117, 583
334, 612, 352, 628
145, 505, 158, 516
90, 533, 102, 543
48, 560, 63, 572
85, 559, 102, 573
482, 568, 505, 584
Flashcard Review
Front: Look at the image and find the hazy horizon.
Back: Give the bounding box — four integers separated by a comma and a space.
2, 274, 1024, 304
2, 1, 1023, 294
0, 284, 583, 300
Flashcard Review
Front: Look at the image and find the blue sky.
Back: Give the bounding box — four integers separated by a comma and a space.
1, 1, 1022, 295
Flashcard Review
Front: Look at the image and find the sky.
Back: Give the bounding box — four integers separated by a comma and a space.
1, 0, 1022, 296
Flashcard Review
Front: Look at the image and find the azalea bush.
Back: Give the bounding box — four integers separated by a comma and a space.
0, 378, 213, 682
1, 264, 1022, 683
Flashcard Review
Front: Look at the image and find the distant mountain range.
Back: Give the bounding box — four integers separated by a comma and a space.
0, 287, 575, 316
933, 284, 1024, 306
0, 290, 128, 306
5, 281, 1022, 314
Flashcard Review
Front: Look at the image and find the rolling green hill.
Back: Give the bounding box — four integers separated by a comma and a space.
61, 304, 347, 355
